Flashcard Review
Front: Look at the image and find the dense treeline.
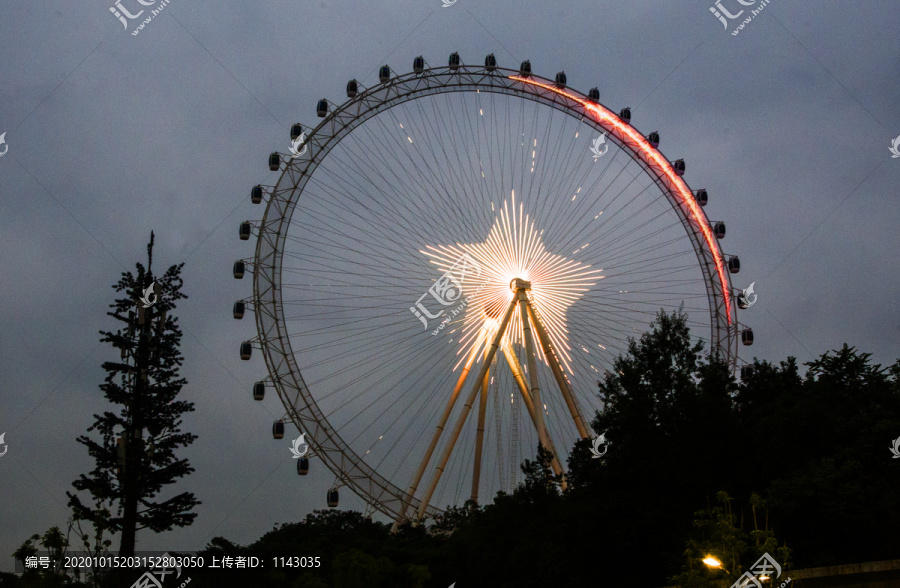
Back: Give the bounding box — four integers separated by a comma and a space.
8, 311, 900, 587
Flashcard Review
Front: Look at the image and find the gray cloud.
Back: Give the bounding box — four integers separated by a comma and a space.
1, 0, 898, 571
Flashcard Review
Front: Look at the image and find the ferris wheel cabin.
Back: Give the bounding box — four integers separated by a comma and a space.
327, 489, 339, 508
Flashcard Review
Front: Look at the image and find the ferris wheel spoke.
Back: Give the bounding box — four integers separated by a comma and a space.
576, 318, 710, 352
297, 325, 429, 381
353, 113, 463, 227
288, 315, 419, 358
590, 219, 689, 269
594, 216, 693, 263
280, 263, 426, 293
475, 92, 505, 230
304, 166, 443, 255
302, 145, 442, 249
532, 121, 584, 242
550, 154, 650, 252
298, 323, 437, 388
286, 209, 431, 273
374, 105, 484, 240
317, 358, 457, 454
567, 313, 660, 347
413, 96, 491, 231
339, 343, 457, 449
600, 256, 700, 279
281, 244, 425, 287
588, 183, 677, 250
406, 94, 502, 239
559, 163, 649, 255
522, 104, 561, 215
288, 193, 440, 276
320, 134, 459, 251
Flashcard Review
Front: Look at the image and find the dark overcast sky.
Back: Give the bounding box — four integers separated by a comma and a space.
1, 0, 899, 572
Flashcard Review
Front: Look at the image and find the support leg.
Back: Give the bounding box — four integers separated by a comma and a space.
518, 290, 545, 446
392, 328, 486, 531
470, 357, 490, 502
526, 303, 590, 439
500, 339, 565, 481
416, 297, 518, 519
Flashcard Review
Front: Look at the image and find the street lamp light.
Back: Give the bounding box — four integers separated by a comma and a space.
703, 556, 732, 588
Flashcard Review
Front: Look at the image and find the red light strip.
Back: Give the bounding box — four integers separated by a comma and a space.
509, 75, 733, 324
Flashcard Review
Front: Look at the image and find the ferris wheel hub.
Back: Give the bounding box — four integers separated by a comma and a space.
510, 278, 532, 291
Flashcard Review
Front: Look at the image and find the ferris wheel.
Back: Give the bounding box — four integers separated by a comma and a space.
232, 53, 752, 524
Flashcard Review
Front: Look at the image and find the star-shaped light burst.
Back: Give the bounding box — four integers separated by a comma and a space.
422, 192, 604, 373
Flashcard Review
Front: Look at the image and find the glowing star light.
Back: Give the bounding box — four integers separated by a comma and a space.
422, 191, 604, 372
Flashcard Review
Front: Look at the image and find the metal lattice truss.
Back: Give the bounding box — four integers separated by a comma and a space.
251, 63, 740, 525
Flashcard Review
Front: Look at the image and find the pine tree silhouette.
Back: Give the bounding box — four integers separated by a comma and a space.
68, 232, 199, 556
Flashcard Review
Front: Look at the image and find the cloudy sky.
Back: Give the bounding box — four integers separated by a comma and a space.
1, 0, 898, 572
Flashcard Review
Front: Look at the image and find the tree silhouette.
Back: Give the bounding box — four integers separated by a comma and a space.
67, 232, 199, 557
46, 307, 898, 587
738, 345, 900, 565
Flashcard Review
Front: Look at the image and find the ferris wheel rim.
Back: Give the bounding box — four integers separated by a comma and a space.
249, 60, 740, 524
284, 63, 736, 351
